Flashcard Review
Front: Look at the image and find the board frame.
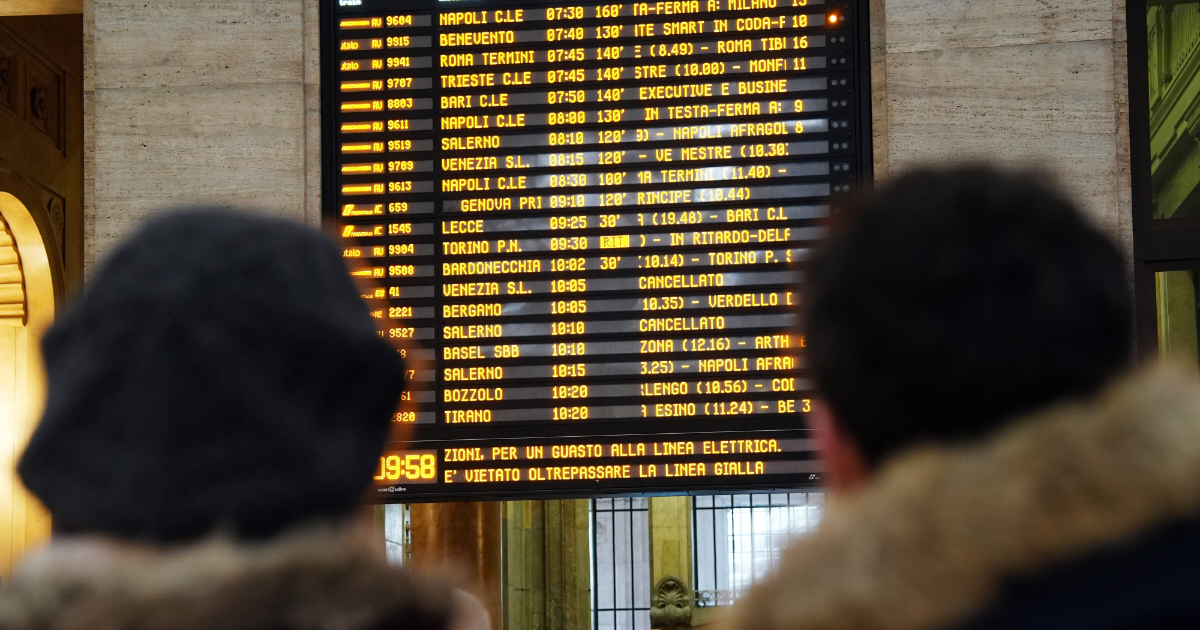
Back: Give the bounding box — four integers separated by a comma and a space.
319, 0, 874, 502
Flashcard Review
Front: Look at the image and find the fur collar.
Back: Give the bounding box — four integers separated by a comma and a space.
721, 364, 1200, 630
0, 526, 457, 630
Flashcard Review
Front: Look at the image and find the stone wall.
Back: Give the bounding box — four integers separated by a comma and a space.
84, 0, 1134, 267
872, 0, 1132, 255
84, 0, 322, 275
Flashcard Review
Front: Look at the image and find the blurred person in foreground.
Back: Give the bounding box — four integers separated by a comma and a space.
0, 210, 473, 630
722, 166, 1200, 630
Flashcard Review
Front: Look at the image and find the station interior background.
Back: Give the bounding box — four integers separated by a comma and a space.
0, 1, 1196, 629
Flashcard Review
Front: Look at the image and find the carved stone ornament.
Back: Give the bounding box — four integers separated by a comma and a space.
649, 575, 693, 630
29, 86, 47, 120
48, 198, 63, 236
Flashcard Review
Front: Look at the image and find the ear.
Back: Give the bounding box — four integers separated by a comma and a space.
808, 400, 870, 492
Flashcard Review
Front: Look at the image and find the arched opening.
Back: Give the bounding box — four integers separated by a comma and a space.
0, 191, 54, 578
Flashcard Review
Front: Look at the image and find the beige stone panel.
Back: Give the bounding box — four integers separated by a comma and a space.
303, 0, 320, 227
90, 83, 305, 264
1113, 37, 1132, 262
871, 54, 888, 182
1112, 0, 1126, 44
886, 41, 1120, 238
870, 0, 888, 181
1111, 0, 1131, 263
92, 0, 302, 89
305, 85, 321, 227
885, 0, 1112, 53
304, 0, 319, 87
82, 0, 93, 92
0, 0, 81, 15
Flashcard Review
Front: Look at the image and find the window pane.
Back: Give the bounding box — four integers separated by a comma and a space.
693, 491, 825, 608
383, 503, 409, 565
1147, 3, 1200, 219
1156, 270, 1200, 364
593, 498, 651, 630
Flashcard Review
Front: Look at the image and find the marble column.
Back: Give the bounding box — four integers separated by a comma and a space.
410, 502, 503, 628
649, 496, 692, 588
504, 500, 591, 630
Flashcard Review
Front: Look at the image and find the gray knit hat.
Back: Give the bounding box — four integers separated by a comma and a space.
18, 209, 404, 542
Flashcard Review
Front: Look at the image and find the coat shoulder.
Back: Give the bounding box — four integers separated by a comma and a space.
0, 528, 458, 630
720, 365, 1200, 630
958, 514, 1200, 630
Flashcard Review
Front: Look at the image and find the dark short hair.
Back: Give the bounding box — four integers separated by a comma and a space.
805, 166, 1132, 467
19, 209, 405, 543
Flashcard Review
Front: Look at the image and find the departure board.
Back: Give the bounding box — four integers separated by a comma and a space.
320, 0, 871, 501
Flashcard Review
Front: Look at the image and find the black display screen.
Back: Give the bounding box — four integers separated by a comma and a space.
320, 0, 871, 500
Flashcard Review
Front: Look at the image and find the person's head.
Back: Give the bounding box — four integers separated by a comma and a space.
18, 209, 405, 544
805, 166, 1132, 488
